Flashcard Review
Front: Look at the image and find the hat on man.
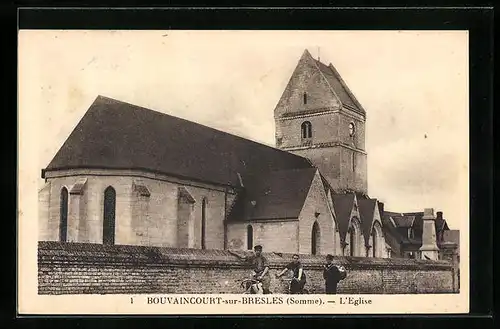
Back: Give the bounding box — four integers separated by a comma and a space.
254, 245, 263, 251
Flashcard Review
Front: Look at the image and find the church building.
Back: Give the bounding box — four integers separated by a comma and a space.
38, 49, 458, 260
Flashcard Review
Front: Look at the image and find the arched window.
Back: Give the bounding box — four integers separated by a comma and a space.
303, 92, 308, 104
103, 186, 116, 245
311, 221, 320, 255
201, 198, 207, 249
372, 222, 383, 258
246, 225, 253, 250
349, 218, 361, 257
349, 122, 355, 137
349, 229, 355, 256
372, 230, 377, 258
59, 187, 68, 242
301, 121, 312, 139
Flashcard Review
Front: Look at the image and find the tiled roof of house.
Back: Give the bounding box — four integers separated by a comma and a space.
381, 210, 453, 250
227, 168, 317, 221
44, 96, 314, 187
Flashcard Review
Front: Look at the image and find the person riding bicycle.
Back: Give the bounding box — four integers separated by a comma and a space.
276, 254, 306, 294
244, 245, 271, 294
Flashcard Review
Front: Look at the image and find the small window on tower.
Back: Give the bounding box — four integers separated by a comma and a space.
301, 121, 312, 139
303, 92, 308, 104
349, 122, 355, 137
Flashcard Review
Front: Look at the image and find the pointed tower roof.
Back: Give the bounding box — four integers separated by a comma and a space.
308, 49, 366, 115
274, 49, 366, 117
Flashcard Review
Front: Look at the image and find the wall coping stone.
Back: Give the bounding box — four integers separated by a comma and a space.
38, 241, 454, 271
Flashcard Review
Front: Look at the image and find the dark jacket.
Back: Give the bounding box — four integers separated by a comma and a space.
323, 264, 341, 294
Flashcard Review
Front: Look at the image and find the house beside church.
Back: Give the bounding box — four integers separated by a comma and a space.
38, 49, 459, 261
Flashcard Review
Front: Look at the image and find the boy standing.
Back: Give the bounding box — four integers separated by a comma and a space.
323, 254, 342, 294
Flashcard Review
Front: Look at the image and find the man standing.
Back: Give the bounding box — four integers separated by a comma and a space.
323, 254, 342, 294
245, 245, 271, 294
276, 254, 306, 294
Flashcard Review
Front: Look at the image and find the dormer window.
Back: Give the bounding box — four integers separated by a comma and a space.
349, 122, 355, 137
301, 121, 312, 139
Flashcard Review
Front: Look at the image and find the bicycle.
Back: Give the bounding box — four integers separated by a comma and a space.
282, 277, 309, 294
240, 278, 264, 294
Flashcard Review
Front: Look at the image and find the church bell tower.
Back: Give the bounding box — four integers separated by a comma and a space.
274, 49, 368, 194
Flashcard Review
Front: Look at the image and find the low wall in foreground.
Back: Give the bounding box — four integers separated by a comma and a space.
38, 241, 459, 295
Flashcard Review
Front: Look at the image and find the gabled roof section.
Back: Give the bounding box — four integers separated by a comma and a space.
358, 198, 377, 245
392, 215, 417, 228
381, 215, 409, 245
227, 168, 317, 222
44, 96, 313, 187
383, 210, 453, 249
332, 193, 356, 241
313, 59, 365, 115
274, 49, 366, 118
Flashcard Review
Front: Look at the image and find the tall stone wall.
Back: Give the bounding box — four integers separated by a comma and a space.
38, 241, 459, 295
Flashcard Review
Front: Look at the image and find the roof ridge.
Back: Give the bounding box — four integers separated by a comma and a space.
326, 63, 367, 114
91, 95, 313, 165
310, 58, 344, 107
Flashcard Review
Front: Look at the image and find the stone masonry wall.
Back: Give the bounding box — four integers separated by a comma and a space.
38, 242, 459, 295
41, 170, 229, 249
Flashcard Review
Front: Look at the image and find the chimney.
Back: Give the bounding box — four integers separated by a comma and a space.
419, 208, 440, 260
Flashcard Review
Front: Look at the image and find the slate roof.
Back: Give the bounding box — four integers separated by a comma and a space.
358, 198, 377, 244
227, 168, 317, 221
313, 56, 365, 115
381, 210, 453, 250
43, 96, 314, 187
332, 193, 356, 241
381, 215, 407, 244
392, 215, 416, 228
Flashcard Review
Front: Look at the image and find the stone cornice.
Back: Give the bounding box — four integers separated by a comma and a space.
38, 241, 454, 271
343, 104, 366, 119
282, 142, 367, 154
44, 168, 236, 194
340, 106, 366, 121
277, 108, 337, 121
277, 106, 365, 122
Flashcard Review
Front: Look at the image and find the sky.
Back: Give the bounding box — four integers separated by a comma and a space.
19, 30, 468, 229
